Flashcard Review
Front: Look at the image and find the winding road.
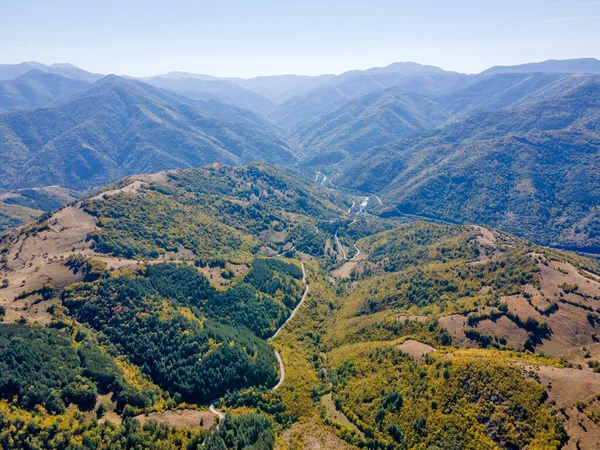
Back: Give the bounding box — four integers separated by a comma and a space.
271, 350, 285, 391
351, 244, 361, 261
209, 399, 225, 421
209, 262, 308, 420
334, 232, 348, 260
348, 200, 355, 214
269, 262, 308, 340
209, 178, 370, 422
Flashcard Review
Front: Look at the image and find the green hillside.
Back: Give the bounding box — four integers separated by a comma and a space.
2, 163, 600, 448
337, 80, 600, 252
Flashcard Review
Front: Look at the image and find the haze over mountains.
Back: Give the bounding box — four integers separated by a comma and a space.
0, 75, 295, 191
3, 55, 600, 449
0, 57, 599, 252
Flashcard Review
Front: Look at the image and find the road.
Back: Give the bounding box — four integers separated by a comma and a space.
277, 245, 296, 257
209, 398, 225, 422
351, 244, 361, 261
269, 262, 308, 340
209, 262, 308, 421
271, 350, 285, 391
335, 232, 347, 260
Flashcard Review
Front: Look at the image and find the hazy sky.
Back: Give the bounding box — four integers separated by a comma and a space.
1, 0, 599, 78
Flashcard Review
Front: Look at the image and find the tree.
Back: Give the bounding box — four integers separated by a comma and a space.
45, 389, 66, 414
96, 402, 108, 419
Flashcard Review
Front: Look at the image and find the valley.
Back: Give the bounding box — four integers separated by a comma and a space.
1, 162, 600, 449
0, 57, 599, 450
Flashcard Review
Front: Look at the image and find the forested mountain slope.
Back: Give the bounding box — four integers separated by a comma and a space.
337, 80, 600, 252
0, 163, 338, 448
0, 76, 296, 191
293, 87, 448, 162
270, 71, 467, 132
291, 72, 599, 165
0, 70, 89, 113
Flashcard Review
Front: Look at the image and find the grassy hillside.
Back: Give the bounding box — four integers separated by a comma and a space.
0, 186, 81, 232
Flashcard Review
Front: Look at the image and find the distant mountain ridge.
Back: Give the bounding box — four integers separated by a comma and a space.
0, 61, 103, 82
291, 72, 600, 164
3, 58, 598, 123
483, 58, 600, 75
0, 75, 296, 191
0, 70, 90, 113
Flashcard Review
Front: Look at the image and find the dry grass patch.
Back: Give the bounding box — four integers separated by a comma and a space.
135, 409, 214, 430
396, 339, 435, 361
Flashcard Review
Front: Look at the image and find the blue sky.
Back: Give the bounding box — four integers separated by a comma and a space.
1, 0, 599, 77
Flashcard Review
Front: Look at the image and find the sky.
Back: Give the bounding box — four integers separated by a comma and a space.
1, 0, 599, 78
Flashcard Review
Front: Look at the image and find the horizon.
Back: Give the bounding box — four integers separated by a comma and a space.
5, 56, 600, 80
2, 0, 600, 78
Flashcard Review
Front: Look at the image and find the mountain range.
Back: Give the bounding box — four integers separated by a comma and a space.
2, 55, 600, 450
0, 70, 90, 113
0, 57, 599, 254
0, 61, 102, 82
0, 75, 295, 191
337, 79, 600, 251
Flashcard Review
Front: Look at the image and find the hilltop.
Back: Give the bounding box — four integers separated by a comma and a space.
1, 163, 600, 448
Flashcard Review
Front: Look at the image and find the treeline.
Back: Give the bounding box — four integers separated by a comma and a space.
62, 264, 282, 404
63, 254, 107, 281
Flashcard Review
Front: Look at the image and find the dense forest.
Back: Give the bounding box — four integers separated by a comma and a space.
61, 262, 303, 403
0, 324, 155, 414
